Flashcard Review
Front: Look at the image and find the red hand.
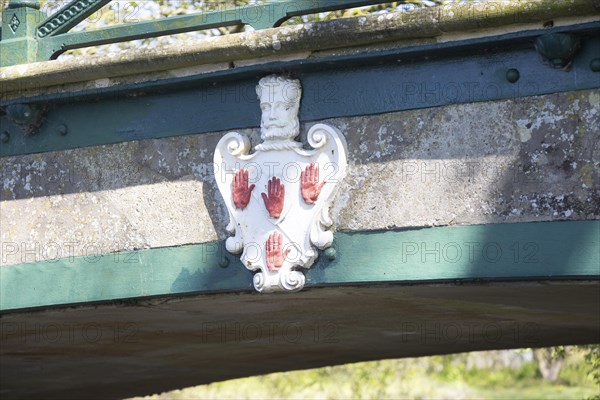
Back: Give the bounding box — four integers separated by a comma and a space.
232, 169, 255, 209
265, 231, 291, 272
301, 163, 326, 204
261, 177, 285, 218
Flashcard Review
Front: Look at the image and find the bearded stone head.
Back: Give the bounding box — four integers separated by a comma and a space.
256, 75, 301, 142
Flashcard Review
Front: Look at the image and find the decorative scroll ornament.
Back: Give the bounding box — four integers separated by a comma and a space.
214, 75, 348, 293
37, 0, 110, 38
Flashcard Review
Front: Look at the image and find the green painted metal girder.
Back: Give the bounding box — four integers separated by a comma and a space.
1, 220, 598, 312
40, 0, 394, 51
1, 0, 392, 66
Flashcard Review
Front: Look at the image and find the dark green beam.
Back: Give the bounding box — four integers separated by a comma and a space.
1, 26, 599, 158
1, 220, 598, 312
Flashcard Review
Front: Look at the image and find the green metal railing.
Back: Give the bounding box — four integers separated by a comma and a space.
0, 0, 393, 67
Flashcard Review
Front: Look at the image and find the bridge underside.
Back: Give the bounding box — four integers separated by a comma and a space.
1, 3, 599, 399
1, 280, 598, 399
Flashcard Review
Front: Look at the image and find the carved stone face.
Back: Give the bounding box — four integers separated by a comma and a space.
257, 76, 301, 141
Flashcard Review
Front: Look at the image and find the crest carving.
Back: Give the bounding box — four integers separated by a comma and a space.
214, 75, 348, 293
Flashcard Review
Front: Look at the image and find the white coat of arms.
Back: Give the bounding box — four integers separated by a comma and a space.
214, 75, 348, 293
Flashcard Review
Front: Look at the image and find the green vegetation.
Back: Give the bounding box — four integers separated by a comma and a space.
584, 345, 600, 400
135, 347, 600, 399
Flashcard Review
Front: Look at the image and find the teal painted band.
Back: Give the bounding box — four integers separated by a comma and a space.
1, 220, 598, 312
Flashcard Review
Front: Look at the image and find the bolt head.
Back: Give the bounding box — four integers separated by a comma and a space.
506, 68, 520, 83
324, 247, 336, 260
590, 58, 600, 72
58, 124, 68, 136
218, 257, 229, 268
6, 104, 38, 125
535, 33, 580, 69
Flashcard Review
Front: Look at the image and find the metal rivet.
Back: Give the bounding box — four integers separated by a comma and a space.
506, 68, 520, 83
58, 124, 68, 136
324, 247, 336, 260
590, 58, 600, 72
1, 131, 9, 143
218, 257, 229, 268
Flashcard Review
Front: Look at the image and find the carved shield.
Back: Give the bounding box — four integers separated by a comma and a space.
214, 124, 347, 292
